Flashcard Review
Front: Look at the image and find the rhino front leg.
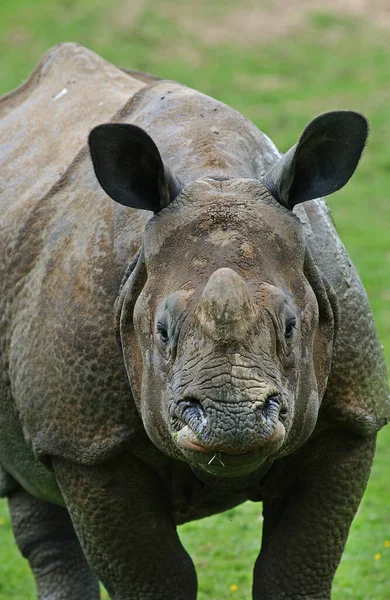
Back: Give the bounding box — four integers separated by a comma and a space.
8, 487, 100, 599
253, 429, 376, 600
52, 453, 197, 600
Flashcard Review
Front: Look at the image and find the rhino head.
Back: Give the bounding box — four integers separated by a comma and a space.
89, 111, 367, 478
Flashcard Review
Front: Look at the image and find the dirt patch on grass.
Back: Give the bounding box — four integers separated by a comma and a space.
5, 27, 32, 48
162, 0, 390, 46
111, 0, 146, 31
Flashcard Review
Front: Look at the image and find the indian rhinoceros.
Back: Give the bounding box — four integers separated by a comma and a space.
0, 43, 388, 600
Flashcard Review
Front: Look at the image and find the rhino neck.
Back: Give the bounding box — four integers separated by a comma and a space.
121, 80, 281, 185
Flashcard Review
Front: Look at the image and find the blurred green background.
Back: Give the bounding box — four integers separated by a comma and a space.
0, 0, 389, 598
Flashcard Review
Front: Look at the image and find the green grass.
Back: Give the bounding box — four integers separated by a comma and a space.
0, 1, 389, 598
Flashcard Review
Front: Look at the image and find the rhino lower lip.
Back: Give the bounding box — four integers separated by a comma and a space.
175, 422, 285, 464
176, 425, 210, 453
180, 438, 211, 453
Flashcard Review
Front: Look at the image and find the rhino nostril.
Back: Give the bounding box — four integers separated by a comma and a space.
279, 406, 288, 421
176, 397, 206, 425
261, 394, 288, 421
261, 393, 283, 417
178, 396, 202, 409
264, 393, 280, 405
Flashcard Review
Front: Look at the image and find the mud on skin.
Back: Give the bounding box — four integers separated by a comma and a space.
0, 43, 388, 600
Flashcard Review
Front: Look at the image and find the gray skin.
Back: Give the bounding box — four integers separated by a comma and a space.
0, 43, 389, 600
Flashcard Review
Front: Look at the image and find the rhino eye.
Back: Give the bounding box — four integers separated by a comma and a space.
157, 322, 169, 343
285, 317, 296, 340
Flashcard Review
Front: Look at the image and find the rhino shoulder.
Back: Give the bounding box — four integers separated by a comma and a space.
295, 200, 390, 435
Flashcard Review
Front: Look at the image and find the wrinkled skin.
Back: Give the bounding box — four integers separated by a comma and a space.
0, 43, 389, 600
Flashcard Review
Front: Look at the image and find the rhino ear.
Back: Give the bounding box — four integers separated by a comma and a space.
89, 123, 182, 212
263, 111, 368, 209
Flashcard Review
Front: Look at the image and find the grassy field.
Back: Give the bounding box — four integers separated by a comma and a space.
0, 0, 389, 598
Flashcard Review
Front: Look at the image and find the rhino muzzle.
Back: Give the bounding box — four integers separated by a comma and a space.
172, 391, 286, 464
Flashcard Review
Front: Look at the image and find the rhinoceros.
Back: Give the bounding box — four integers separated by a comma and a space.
0, 43, 388, 600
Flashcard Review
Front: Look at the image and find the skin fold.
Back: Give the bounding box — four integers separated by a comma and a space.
0, 43, 389, 600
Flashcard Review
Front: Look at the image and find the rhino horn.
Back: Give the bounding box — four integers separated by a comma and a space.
197, 268, 256, 341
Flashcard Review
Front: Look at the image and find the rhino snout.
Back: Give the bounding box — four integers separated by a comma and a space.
172, 392, 287, 459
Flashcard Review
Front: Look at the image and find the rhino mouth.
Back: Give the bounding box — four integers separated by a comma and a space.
174, 421, 285, 477
171, 394, 286, 476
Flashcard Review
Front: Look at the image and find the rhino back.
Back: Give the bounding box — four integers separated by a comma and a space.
0, 43, 146, 214
121, 79, 281, 184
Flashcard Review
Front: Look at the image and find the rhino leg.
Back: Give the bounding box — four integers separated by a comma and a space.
52, 453, 197, 600
8, 487, 100, 600
253, 429, 376, 600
